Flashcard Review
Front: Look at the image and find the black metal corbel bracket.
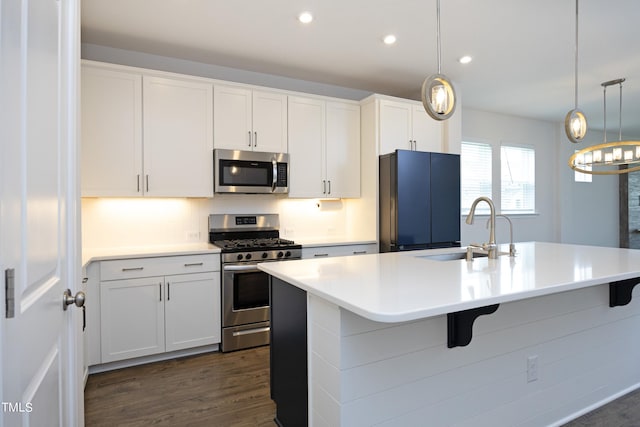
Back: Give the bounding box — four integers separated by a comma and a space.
447, 304, 500, 348
609, 277, 640, 307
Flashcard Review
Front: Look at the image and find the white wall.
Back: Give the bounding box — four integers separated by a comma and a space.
461, 108, 557, 245
461, 108, 619, 248
556, 126, 619, 247
81, 196, 372, 250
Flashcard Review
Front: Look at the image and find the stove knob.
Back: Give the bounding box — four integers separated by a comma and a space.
277, 251, 284, 258
261, 252, 268, 259
245, 253, 252, 260
285, 251, 292, 258
236, 254, 243, 261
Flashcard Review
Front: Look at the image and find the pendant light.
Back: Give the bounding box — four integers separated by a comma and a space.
564, 0, 587, 143
421, 0, 456, 121
569, 78, 640, 175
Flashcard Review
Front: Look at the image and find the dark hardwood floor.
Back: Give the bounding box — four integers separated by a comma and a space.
85, 344, 640, 426
84, 346, 275, 426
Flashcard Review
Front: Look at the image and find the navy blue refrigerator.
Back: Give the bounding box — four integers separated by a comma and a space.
379, 150, 460, 252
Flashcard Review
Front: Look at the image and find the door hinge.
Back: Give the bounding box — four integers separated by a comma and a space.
5, 268, 15, 318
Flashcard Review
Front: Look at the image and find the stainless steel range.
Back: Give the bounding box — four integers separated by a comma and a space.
208, 214, 301, 352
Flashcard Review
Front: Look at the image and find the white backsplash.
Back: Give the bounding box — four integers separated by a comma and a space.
81, 195, 374, 250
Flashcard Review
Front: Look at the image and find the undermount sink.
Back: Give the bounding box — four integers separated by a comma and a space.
417, 251, 489, 261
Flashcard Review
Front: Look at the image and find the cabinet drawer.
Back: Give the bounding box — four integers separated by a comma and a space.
100, 254, 220, 281
302, 243, 378, 259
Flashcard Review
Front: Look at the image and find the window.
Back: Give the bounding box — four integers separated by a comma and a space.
461, 141, 492, 214
501, 145, 535, 213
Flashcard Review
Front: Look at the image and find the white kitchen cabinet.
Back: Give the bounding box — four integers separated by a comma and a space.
97, 254, 221, 364
143, 76, 213, 197
100, 276, 166, 363
213, 85, 288, 153
379, 98, 443, 155
80, 62, 213, 197
288, 96, 360, 198
81, 65, 143, 197
301, 242, 378, 259
164, 272, 220, 352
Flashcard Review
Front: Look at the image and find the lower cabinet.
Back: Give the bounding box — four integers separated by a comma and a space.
97, 254, 221, 364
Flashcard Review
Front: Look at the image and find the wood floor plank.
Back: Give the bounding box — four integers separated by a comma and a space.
84, 346, 275, 426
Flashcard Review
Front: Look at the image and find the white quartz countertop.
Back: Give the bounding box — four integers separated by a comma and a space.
82, 243, 221, 268
258, 241, 640, 323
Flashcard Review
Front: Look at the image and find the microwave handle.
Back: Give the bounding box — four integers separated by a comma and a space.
272, 158, 277, 192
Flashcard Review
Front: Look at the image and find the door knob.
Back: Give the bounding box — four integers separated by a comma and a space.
63, 289, 86, 311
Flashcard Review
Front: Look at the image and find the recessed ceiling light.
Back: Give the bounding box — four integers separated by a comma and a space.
298, 11, 313, 24
459, 55, 473, 64
383, 34, 397, 45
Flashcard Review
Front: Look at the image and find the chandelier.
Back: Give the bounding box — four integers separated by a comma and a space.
568, 78, 640, 175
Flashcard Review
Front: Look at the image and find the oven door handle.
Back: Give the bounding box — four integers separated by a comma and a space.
232, 326, 270, 337
223, 264, 262, 272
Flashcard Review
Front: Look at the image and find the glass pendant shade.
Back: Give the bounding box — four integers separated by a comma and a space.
564, 108, 587, 143
422, 73, 456, 120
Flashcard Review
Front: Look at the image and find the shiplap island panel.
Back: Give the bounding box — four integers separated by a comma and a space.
259, 242, 640, 426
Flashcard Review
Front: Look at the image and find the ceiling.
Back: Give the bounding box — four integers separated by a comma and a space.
81, 0, 640, 138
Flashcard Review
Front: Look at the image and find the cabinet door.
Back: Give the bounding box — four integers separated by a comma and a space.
81, 66, 142, 196
143, 76, 213, 197
287, 96, 325, 198
325, 101, 360, 198
213, 85, 253, 150
412, 104, 443, 153
252, 90, 288, 153
165, 272, 221, 352
100, 277, 165, 363
379, 99, 412, 155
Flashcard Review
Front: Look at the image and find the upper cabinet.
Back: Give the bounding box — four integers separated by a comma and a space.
81, 66, 143, 197
379, 99, 443, 155
143, 76, 213, 197
81, 62, 214, 197
213, 85, 288, 153
288, 96, 360, 198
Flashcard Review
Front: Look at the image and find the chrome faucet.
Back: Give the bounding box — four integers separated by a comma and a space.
487, 214, 516, 257
465, 196, 498, 259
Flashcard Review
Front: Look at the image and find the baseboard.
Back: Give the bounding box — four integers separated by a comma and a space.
550, 382, 640, 426
87, 344, 220, 374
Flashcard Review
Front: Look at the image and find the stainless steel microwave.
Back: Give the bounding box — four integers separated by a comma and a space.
214, 149, 289, 194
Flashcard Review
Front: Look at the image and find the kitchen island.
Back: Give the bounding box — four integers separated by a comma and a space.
259, 242, 640, 426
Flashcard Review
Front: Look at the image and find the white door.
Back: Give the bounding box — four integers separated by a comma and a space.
0, 0, 82, 426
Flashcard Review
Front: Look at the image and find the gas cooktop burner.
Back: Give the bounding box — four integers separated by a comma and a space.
208, 214, 302, 262
217, 237, 297, 250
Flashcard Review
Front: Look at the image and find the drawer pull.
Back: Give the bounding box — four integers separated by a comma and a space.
314, 253, 329, 258
122, 267, 144, 272
184, 262, 204, 267
353, 251, 367, 255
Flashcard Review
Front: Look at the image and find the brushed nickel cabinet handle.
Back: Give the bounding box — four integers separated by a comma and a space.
184, 262, 204, 267
353, 251, 367, 255
137, 174, 140, 192
146, 175, 149, 192
159, 283, 162, 301
248, 131, 252, 147
122, 267, 144, 272
254, 131, 257, 147
167, 283, 170, 301
314, 253, 329, 258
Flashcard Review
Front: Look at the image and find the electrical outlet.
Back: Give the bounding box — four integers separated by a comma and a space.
527, 355, 538, 383
186, 231, 200, 241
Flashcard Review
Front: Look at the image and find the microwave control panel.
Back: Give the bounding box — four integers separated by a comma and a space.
277, 163, 288, 187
